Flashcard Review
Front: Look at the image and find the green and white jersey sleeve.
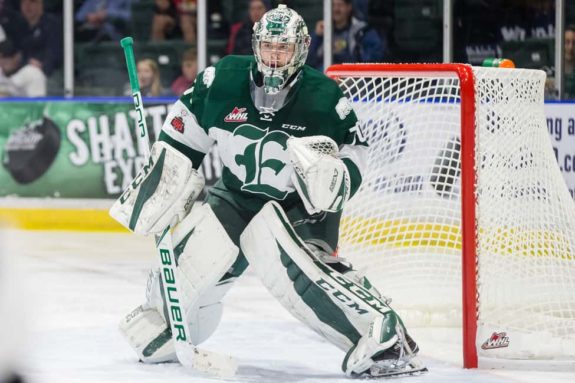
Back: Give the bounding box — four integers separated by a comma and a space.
327, 91, 368, 199
159, 67, 216, 169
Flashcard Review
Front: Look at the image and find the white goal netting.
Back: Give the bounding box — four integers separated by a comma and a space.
332, 65, 575, 362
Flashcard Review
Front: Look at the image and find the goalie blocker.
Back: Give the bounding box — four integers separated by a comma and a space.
240, 201, 427, 377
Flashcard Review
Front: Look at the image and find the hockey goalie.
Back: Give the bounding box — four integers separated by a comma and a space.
109, 4, 426, 378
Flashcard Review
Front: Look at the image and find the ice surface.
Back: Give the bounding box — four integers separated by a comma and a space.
2, 230, 574, 383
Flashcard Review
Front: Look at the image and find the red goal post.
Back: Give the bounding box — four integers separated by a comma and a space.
326, 63, 575, 369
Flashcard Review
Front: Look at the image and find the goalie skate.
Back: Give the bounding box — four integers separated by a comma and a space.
344, 316, 428, 379
351, 343, 428, 379
348, 336, 428, 378
366, 355, 428, 378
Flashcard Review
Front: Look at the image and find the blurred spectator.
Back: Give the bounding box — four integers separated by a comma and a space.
307, 0, 385, 70
0, 40, 46, 97
171, 48, 197, 96
129, 58, 169, 97
75, 0, 132, 42
20, 0, 63, 77
565, 24, 575, 75
207, 0, 228, 39
564, 24, 575, 99
0, 0, 27, 49
366, 0, 392, 51
177, 0, 197, 43
151, 0, 197, 43
151, 0, 179, 40
353, 0, 368, 21
226, 0, 269, 55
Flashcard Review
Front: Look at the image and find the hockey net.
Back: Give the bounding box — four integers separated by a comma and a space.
326, 64, 575, 368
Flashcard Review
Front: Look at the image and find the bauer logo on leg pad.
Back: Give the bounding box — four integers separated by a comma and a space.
159, 247, 187, 342
160, 247, 173, 266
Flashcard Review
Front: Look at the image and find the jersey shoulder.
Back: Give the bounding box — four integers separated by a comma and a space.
204, 55, 254, 91
180, 55, 254, 106
300, 65, 344, 99
299, 65, 357, 124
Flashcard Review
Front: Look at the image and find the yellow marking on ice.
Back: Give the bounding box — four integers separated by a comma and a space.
0, 208, 127, 232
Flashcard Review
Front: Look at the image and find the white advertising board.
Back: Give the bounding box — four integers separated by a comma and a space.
545, 103, 575, 200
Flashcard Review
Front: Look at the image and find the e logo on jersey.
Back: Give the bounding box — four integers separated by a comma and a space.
233, 124, 291, 200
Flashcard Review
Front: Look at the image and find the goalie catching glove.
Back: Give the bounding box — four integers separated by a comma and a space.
287, 136, 351, 215
109, 141, 204, 235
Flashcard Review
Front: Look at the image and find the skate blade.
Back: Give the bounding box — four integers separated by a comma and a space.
368, 365, 428, 378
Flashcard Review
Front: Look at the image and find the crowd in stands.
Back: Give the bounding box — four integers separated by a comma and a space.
0, 0, 574, 98
307, 0, 384, 71
0, 0, 61, 96
227, 0, 270, 55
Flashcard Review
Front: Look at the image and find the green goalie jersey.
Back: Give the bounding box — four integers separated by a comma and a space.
159, 55, 368, 212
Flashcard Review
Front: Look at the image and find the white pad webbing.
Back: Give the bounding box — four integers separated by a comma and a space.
240, 201, 390, 351
109, 141, 204, 234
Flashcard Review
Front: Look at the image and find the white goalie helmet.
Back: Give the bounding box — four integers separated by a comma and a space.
252, 4, 311, 94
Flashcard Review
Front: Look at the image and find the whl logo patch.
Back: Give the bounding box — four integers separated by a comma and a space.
481, 332, 510, 350
225, 107, 248, 122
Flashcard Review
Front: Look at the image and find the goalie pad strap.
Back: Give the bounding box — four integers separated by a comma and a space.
240, 201, 394, 351
119, 305, 177, 364
109, 141, 204, 235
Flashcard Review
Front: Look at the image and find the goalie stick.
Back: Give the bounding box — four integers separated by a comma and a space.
120, 37, 237, 379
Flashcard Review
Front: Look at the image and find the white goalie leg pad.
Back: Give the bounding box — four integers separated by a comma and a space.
287, 136, 351, 214
109, 141, 205, 235
240, 201, 392, 351
120, 203, 238, 364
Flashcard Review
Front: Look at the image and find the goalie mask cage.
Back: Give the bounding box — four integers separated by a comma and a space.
326, 64, 575, 368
